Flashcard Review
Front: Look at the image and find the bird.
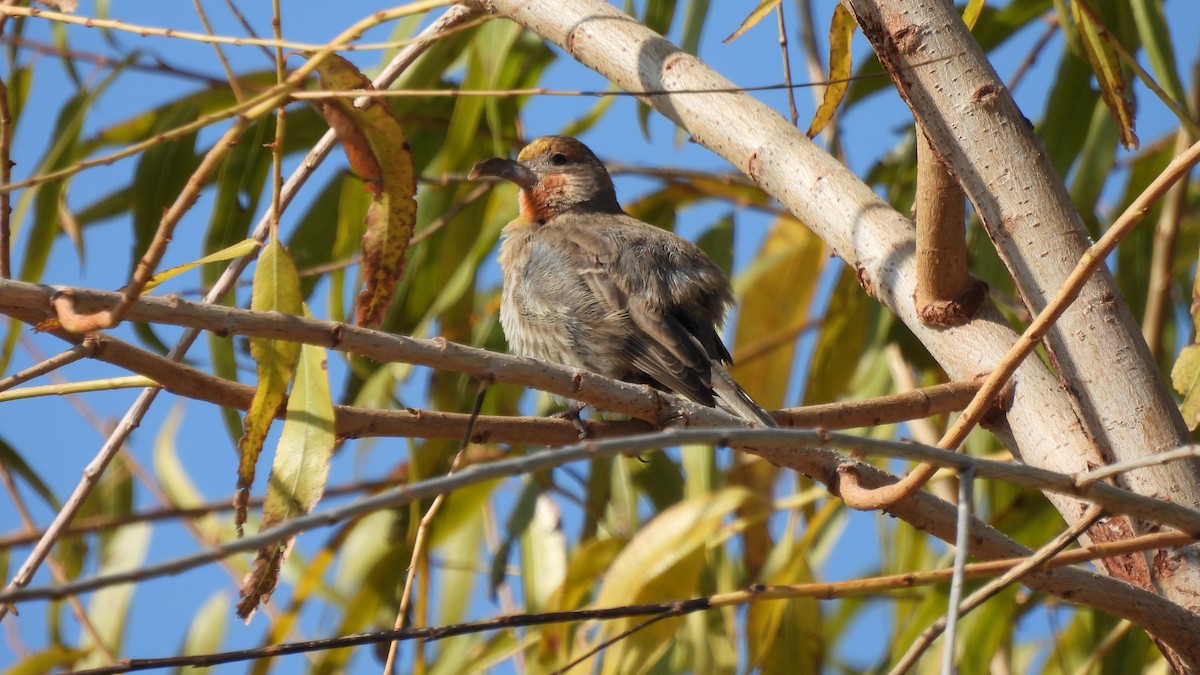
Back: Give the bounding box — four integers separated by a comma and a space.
468, 135, 776, 428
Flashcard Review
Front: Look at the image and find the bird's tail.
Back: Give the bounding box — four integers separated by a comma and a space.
711, 364, 777, 428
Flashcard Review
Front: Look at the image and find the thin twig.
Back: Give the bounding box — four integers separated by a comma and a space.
192, 0, 244, 101
891, 505, 1103, 674
941, 465, 973, 674
0, 2, 461, 197
384, 380, 490, 673
839, 138, 1200, 510
1006, 16, 1058, 93
0, 477, 401, 549
0, 3, 453, 53
0, 462, 117, 664
0, 2, 480, 622
1142, 60, 1200, 358
0, 2, 12, 278
4, 428, 1200, 607
551, 609, 681, 675
776, 3, 798, 127
57, 527, 1194, 675
0, 340, 95, 392
1076, 447, 1200, 487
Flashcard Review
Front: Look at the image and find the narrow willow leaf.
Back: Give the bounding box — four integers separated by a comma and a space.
1129, 0, 1186, 108
733, 217, 826, 409
236, 237, 303, 536
176, 592, 228, 675
238, 303, 333, 621
314, 54, 417, 328
746, 540, 821, 674
1072, 0, 1138, 149
722, 0, 780, 43
137, 238, 259, 293
962, 0, 986, 29
679, 0, 710, 55
6, 648, 89, 675
1171, 345, 1200, 430
807, 5, 855, 138
0, 436, 59, 509
583, 489, 753, 675
520, 494, 567, 613
76, 522, 151, 670
804, 266, 871, 405
154, 405, 226, 545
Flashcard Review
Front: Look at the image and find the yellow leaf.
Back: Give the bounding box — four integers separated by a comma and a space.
578, 489, 754, 675
238, 303, 334, 620
722, 0, 780, 43
140, 238, 260, 292
314, 54, 417, 328
732, 217, 827, 409
1073, 0, 1138, 149
236, 237, 302, 536
1171, 345, 1200, 430
807, 4, 855, 139
962, 0, 986, 30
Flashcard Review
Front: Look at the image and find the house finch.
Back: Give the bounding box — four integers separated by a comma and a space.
469, 136, 776, 427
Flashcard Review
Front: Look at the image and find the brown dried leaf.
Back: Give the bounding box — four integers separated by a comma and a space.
314, 54, 417, 328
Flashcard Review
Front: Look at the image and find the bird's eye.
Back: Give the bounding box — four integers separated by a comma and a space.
549, 153, 569, 166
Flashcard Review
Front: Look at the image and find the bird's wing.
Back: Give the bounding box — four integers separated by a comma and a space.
561, 219, 718, 406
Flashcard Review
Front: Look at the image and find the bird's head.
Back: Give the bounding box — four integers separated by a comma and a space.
469, 136, 621, 223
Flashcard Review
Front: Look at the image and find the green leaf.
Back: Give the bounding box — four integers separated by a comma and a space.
75, 522, 151, 670
1130, 0, 1187, 109
1072, 0, 1138, 149
804, 266, 871, 405
4, 648, 88, 675
0, 436, 58, 509
236, 237, 303, 535
174, 592, 228, 675
746, 539, 821, 674
962, 0, 986, 29
238, 304, 334, 620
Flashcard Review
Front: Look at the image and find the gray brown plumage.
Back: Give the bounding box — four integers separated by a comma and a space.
469, 136, 776, 427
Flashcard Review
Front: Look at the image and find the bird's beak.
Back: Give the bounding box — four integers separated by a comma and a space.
468, 157, 537, 189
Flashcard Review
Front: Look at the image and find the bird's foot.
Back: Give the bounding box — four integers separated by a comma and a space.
553, 402, 592, 440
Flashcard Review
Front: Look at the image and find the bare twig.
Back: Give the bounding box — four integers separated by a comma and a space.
0, 340, 96, 392
776, 4, 798, 127
941, 465, 974, 673
191, 0, 244, 101
838, 138, 1200, 510
891, 505, 1103, 674
54, 526, 1197, 675
1142, 61, 1200, 358
0, 3, 453, 53
384, 381, 489, 673
0, 461, 117, 663
3, 428, 1200, 607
